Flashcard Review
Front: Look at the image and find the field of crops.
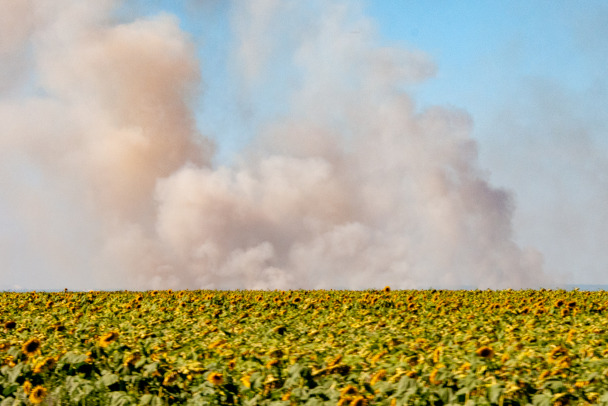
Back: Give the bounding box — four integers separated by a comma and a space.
1, 289, 608, 405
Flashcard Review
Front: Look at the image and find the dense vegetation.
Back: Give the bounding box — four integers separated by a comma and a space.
1, 289, 608, 405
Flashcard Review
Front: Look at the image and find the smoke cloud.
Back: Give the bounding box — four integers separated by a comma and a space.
0, 0, 548, 290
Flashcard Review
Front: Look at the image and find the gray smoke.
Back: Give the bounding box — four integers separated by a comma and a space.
0, 0, 548, 290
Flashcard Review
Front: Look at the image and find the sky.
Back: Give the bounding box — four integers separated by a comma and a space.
1, 0, 607, 290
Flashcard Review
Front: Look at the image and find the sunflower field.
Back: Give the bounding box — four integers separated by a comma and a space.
2, 288, 608, 405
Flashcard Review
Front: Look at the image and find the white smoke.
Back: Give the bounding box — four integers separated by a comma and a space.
0, 0, 548, 290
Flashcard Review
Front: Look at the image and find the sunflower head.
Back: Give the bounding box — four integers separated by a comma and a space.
4, 321, 16, 330
383, 286, 391, 293
370, 369, 386, 385
99, 331, 119, 347
22, 338, 41, 357
349, 396, 367, 406
28, 385, 47, 404
33, 357, 56, 374
266, 359, 280, 368
123, 353, 141, 368
208, 371, 224, 385
162, 372, 178, 386
548, 346, 569, 363
23, 381, 32, 395
340, 385, 358, 396
475, 346, 494, 358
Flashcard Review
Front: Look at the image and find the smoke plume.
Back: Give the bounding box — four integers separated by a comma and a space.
0, 0, 547, 290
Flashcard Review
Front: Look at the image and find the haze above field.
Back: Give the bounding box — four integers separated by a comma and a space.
1, 1, 607, 290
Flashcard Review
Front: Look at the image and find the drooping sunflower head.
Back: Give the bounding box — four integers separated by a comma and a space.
123, 353, 141, 368
349, 396, 367, 406
162, 372, 178, 386
207, 371, 223, 386
475, 346, 494, 358
22, 338, 41, 357
370, 369, 386, 385
340, 385, 358, 396
33, 357, 56, 374
548, 346, 569, 363
28, 385, 47, 404
99, 331, 119, 348
266, 359, 280, 368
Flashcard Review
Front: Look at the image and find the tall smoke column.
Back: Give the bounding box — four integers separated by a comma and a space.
0, 0, 548, 290
0, 0, 213, 288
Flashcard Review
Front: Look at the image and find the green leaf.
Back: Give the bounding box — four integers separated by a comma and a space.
100, 373, 120, 388
139, 394, 154, 405
487, 384, 503, 404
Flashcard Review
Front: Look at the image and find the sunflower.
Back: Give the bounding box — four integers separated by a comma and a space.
475, 346, 494, 358
23, 381, 32, 395
28, 386, 47, 404
548, 346, 568, 363
266, 359, 280, 368
208, 371, 223, 385
123, 353, 141, 368
22, 338, 41, 357
370, 369, 386, 385
349, 396, 367, 406
163, 372, 178, 386
340, 385, 358, 397
240, 374, 251, 388
33, 357, 56, 374
383, 286, 391, 293
4, 321, 16, 330
432, 346, 442, 363
52, 324, 65, 332
429, 368, 441, 385
99, 331, 119, 347
267, 348, 284, 358
327, 354, 343, 367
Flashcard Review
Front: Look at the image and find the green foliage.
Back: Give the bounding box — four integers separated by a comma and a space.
0, 289, 607, 404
